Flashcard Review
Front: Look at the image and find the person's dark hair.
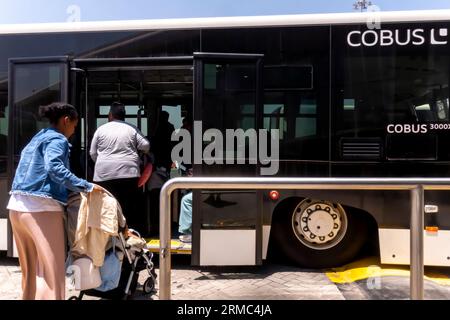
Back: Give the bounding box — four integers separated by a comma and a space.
39, 102, 78, 125
110, 102, 126, 120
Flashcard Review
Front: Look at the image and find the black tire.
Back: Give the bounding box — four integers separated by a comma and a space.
143, 277, 155, 294
271, 199, 369, 269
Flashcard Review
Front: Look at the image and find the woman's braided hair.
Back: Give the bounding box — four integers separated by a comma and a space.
38, 102, 78, 125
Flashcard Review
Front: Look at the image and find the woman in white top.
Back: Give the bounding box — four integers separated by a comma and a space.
7, 102, 101, 300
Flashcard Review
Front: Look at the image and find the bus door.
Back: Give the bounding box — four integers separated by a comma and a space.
192, 53, 264, 266
72, 57, 193, 239
7, 56, 71, 256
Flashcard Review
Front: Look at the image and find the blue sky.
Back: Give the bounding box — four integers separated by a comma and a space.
1, 0, 450, 24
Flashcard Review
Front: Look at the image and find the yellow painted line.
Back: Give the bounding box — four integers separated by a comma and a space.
325, 257, 450, 286
145, 239, 192, 255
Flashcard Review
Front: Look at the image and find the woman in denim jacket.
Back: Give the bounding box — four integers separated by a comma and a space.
7, 102, 100, 300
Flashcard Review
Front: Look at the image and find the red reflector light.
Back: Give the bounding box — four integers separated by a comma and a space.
269, 190, 280, 201
426, 226, 439, 233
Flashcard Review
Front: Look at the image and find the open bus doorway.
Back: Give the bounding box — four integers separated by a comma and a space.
71, 60, 193, 238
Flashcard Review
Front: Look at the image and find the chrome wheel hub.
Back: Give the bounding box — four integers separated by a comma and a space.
292, 200, 347, 250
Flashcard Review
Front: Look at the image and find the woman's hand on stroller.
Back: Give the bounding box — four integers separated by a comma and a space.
91, 184, 103, 192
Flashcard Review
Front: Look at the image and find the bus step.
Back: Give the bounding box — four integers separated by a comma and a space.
145, 238, 192, 255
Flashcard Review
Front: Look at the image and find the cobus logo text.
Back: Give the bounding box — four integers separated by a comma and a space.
347, 28, 448, 47
387, 124, 428, 134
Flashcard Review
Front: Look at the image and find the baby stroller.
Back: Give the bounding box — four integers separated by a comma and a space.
69, 229, 157, 300
66, 192, 156, 300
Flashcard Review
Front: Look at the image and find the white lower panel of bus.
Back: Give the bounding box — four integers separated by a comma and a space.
379, 228, 450, 266
0, 218, 7, 251
262, 225, 271, 260
0, 218, 19, 257
200, 230, 256, 266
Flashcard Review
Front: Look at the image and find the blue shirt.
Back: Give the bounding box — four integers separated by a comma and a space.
10, 128, 93, 205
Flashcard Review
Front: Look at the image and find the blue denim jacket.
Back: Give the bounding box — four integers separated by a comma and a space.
10, 128, 93, 205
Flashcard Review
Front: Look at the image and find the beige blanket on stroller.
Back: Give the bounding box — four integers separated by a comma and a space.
68, 187, 126, 267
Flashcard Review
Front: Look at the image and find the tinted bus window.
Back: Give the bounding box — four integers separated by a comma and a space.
264, 65, 313, 90
203, 26, 330, 167
0, 79, 7, 175
0, 30, 200, 74
97, 105, 148, 135
263, 92, 324, 161
332, 23, 450, 162
13, 63, 64, 151
0, 78, 7, 220
0, 32, 138, 74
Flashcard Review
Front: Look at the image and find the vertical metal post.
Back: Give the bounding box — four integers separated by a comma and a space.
410, 185, 424, 300
159, 184, 172, 300
84, 73, 89, 180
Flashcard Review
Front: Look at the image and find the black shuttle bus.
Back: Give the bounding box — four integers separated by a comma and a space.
0, 10, 449, 268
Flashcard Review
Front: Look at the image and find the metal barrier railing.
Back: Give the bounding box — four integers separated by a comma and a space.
159, 177, 450, 300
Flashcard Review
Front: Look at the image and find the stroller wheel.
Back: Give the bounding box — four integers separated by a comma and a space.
143, 277, 155, 294
68, 296, 79, 300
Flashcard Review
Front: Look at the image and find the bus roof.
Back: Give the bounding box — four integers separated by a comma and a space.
0, 9, 449, 35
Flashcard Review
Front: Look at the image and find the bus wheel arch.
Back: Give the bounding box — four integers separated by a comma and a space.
268, 197, 376, 268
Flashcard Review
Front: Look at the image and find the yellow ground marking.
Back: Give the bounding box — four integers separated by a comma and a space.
326, 257, 450, 286
145, 239, 191, 254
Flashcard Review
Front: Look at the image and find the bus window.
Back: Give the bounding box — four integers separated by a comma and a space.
264, 65, 313, 90
162, 105, 182, 130
335, 55, 449, 134
204, 63, 256, 92
236, 104, 255, 131
436, 99, 448, 120
263, 104, 286, 140
96, 105, 148, 135
414, 104, 431, 110
333, 25, 450, 162
414, 103, 433, 122
201, 63, 258, 154
0, 83, 7, 221
343, 99, 355, 111
411, 89, 449, 122
0, 93, 7, 175
263, 92, 324, 160
204, 64, 217, 90
296, 99, 317, 138
96, 106, 109, 128
12, 63, 64, 152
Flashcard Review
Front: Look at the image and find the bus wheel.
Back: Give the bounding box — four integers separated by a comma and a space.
272, 198, 368, 268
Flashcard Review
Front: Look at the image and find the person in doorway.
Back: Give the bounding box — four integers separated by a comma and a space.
7, 102, 101, 300
152, 110, 175, 174
178, 191, 193, 243
90, 102, 150, 230
146, 110, 175, 236
179, 115, 193, 176
178, 164, 193, 243
181, 115, 192, 133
